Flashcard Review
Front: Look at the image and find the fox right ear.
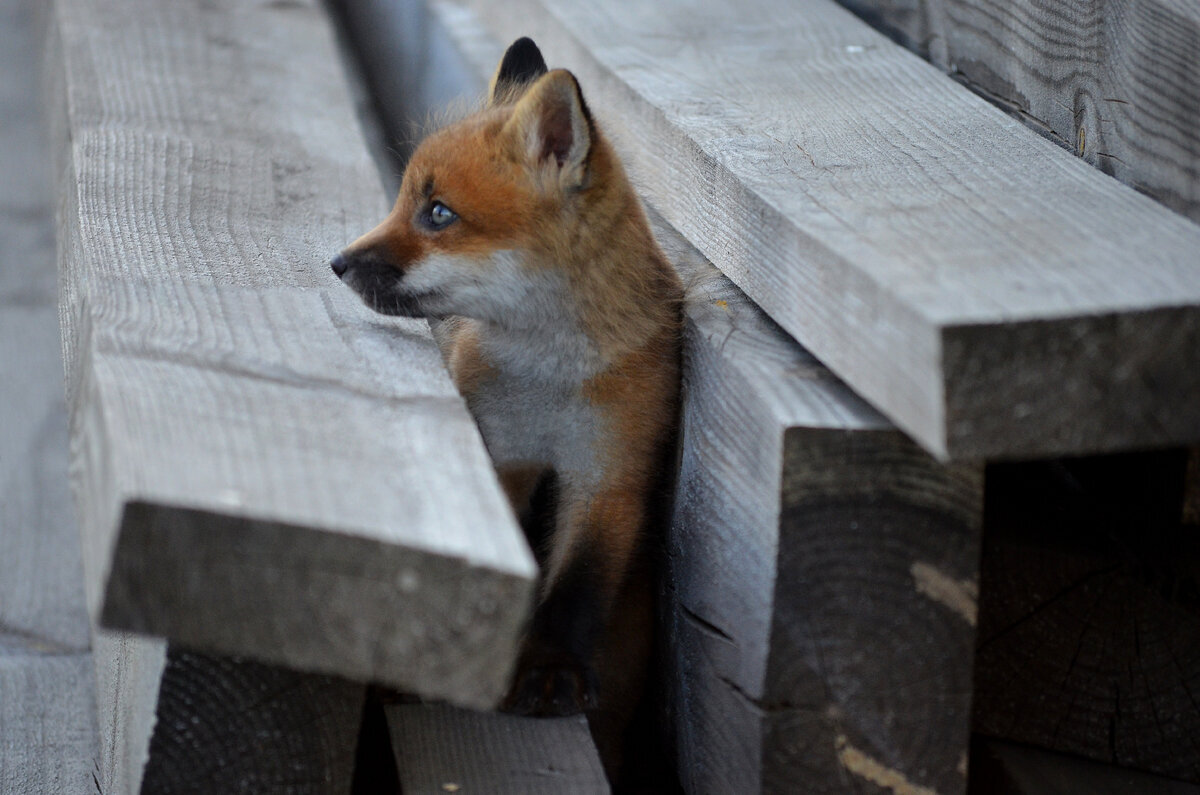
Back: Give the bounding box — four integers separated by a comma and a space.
489, 37, 549, 106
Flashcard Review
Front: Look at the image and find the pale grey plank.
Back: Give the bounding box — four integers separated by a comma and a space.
459, 0, 1200, 460
838, 0, 1200, 223
48, 0, 535, 706
0, 1, 100, 791
387, 703, 609, 795
0, 307, 90, 654
0, 0, 56, 305
0, 653, 98, 795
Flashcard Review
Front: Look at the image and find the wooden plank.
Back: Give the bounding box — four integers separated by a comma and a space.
91, 630, 363, 795
386, 703, 609, 795
837, 0, 1200, 224
973, 451, 1200, 783
47, 0, 536, 706
0, 652, 98, 794
458, 0, 1200, 461
0, 0, 100, 789
665, 224, 984, 793
969, 738, 1200, 795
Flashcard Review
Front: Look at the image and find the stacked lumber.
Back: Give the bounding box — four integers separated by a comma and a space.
46, 0, 545, 788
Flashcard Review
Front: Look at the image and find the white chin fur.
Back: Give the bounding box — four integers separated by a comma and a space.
405, 249, 571, 327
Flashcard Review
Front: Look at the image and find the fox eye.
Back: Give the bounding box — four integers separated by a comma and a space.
427, 201, 458, 229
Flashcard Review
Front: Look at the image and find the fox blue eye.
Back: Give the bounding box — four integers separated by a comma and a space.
429, 201, 457, 228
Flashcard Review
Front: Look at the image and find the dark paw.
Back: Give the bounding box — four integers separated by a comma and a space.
503, 660, 598, 716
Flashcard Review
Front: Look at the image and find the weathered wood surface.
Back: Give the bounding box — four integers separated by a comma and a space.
387, 703, 610, 794
837, 0, 1200, 224
0, 652, 98, 794
0, 0, 100, 789
665, 224, 984, 794
969, 738, 1200, 795
48, 0, 536, 706
459, 0, 1200, 461
974, 451, 1200, 783
91, 631, 363, 795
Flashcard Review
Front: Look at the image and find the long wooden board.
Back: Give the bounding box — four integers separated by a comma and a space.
837, 0, 1200, 224
387, 703, 610, 794
459, 0, 1200, 461
0, 0, 99, 788
48, 0, 536, 707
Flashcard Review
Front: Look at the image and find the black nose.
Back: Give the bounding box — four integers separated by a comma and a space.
330, 253, 349, 278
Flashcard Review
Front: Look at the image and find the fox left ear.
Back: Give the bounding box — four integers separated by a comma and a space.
489, 37, 548, 106
504, 69, 594, 189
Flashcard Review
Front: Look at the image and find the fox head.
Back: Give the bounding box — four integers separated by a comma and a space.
331, 38, 605, 327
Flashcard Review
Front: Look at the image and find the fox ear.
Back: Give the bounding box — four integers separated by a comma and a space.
489, 37, 548, 106
504, 69, 593, 188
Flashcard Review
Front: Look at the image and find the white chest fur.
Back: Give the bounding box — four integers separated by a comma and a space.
464, 321, 610, 491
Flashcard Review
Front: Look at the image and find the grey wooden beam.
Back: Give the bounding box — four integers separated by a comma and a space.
91, 631, 363, 795
387, 703, 610, 794
663, 219, 984, 794
0, 0, 100, 789
47, 0, 535, 707
0, 651, 98, 794
458, 0, 1200, 461
836, 0, 1200, 224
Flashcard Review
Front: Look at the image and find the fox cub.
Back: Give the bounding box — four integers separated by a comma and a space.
331, 37, 681, 776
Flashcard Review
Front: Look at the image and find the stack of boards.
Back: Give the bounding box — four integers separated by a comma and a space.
14, 0, 1198, 790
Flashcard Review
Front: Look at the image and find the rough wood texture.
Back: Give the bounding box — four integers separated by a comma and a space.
974, 452, 1200, 783
837, 0, 1200, 223
665, 227, 984, 794
0, 0, 100, 789
969, 738, 1200, 795
0, 653, 98, 794
91, 631, 363, 795
459, 0, 1200, 461
387, 703, 609, 794
48, 0, 536, 706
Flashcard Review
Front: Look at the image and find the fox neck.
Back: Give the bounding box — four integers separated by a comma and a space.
478, 246, 675, 387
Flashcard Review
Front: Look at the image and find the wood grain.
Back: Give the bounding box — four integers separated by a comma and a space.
0, 653, 98, 795
458, 0, 1200, 460
665, 227, 983, 793
90, 630, 364, 795
48, 0, 536, 706
974, 452, 1200, 782
970, 738, 1200, 795
387, 703, 609, 794
837, 0, 1200, 223
0, 1, 100, 790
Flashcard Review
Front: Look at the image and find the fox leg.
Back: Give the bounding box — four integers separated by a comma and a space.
504, 481, 646, 716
